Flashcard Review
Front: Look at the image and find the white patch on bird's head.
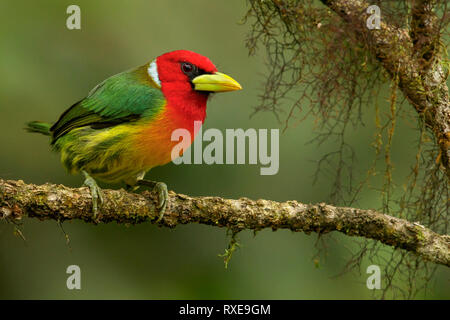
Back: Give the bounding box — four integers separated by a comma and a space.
147, 60, 161, 88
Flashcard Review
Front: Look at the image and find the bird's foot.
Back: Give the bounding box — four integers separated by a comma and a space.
136, 180, 168, 222
82, 170, 104, 218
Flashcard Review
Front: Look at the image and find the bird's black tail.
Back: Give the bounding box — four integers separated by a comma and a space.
25, 121, 52, 136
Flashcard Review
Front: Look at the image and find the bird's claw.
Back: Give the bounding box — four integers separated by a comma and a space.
82, 170, 103, 218
154, 182, 168, 222
136, 180, 168, 222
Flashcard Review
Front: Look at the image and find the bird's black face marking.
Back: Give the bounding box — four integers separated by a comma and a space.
180, 62, 211, 92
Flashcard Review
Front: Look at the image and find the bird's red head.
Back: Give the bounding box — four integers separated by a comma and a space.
148, 50, 242, 123
156, 50, 218, 85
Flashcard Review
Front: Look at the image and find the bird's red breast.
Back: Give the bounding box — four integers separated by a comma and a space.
133, 99, 206, 169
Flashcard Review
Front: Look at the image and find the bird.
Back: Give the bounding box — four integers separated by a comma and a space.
26, 50, 242, 221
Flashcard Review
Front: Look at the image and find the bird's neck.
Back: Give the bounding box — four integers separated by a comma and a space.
163, 84, 208, 135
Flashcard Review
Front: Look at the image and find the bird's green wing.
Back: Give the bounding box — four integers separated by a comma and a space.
50, 67, 165, 143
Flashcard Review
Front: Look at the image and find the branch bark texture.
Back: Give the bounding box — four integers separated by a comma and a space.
1, 179, 448, 267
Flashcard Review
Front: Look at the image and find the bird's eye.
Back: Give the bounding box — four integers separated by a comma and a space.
181, 62, 195, 75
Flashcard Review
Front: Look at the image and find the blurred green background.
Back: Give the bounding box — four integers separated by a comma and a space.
0, 0, 448, 299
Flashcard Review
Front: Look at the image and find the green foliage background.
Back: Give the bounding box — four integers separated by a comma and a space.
0, 0, 448, 299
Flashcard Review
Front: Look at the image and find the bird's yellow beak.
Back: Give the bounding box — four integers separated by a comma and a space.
192, 72, 242, 92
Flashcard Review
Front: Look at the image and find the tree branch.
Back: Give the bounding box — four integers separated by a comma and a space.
410, 0, 439, 68
319, 0, 450, 180
1, 179, 448, 267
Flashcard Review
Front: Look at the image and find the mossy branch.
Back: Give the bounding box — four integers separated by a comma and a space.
1, 179, 449, 267
410, 0, 439, 67
318, 0, 450, 180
